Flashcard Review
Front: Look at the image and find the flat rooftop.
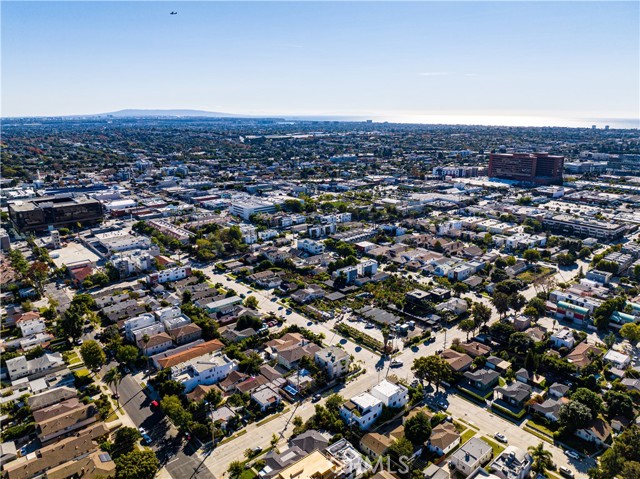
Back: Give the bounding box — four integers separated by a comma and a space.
52, 243, 101, 268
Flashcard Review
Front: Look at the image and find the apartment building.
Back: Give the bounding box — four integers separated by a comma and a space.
170, 351, 239, 392
340, 392, 383, 430
147, 266, 192, 285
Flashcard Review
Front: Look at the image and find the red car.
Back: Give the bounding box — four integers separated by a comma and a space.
151, 400, 159, 408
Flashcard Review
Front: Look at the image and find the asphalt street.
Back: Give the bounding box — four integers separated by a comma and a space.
199, 268, 591, 478
101, 363, 214, 479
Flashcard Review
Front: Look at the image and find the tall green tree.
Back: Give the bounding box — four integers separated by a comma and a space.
80, 340, 106, 370
160, 395, 193, 430
113, 427, 141, 458
404, 411, 432, 446
459, 319, 476, 341
412, 355, 452, 391
492, 292, 510, 319
115, 450, 159, 479
472, 302, 492, 330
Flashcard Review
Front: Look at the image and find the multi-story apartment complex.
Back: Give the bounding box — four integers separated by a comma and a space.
488, 152, 564, 185
340, 392, 383, 430
170, 351, 238, 392
297, 238, 325, 255
147, 266, 192, 285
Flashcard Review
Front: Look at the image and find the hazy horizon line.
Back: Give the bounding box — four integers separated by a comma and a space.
3, 109, 639, 130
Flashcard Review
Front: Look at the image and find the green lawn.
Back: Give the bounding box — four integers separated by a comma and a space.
460, 428, 476, 444
239, 469, 257, 479
526, 419, 555, 437
481, 436, 506, 458
517, 266, 555, 283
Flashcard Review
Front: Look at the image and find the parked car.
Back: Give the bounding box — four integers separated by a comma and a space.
565, 450, 580, 460
74, 339, 83, 346
559, 467, 574, 478
390, 359, 403, 368
252, 447, 262, 454
312, 394, 322, 402
151, 400, 159, 408
141, 433, 152, 445
494, 433, 508, 443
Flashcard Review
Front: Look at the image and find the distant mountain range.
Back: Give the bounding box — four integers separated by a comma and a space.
89, 109, 366, 121
96, 109, 243, 118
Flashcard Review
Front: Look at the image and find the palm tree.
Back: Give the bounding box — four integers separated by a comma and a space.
104, 367, 122, 405
528, 442, 553, 476
142, 334, 150, 369
381, 325, 391, 356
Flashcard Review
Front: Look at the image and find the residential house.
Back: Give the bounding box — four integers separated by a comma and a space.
449, 438, 493, 477
441, 349, 473, 372
27, 386, 77, 411
221, 327, 257, 343
566, 342, 603, 371
251, 384, 282, 412
272, 450, 336, 479
169, 323, 202, 345
324, 438, 372, 479
531, 397, 567, 423
460, 341, 492, 358
603, 350, 631, 370
485, 356, 512, 374
0, 442, 17, 465
259, 446, 309, 479
33, 398, 97, 444
123, 313, 156, 341
464, 369, 500, 392
15, 312, 46, 337
423, 465, 451, 479
209, 406, 237, 430
550, 328, 575, 349
248, 271, 282, 289
340, 392, 383, 430
575, 418, 612, 446
428, 422, 461, 456
170, 351, 239, 393
291, 285, 325, 304
278, 343, 322, 370
489, 446, 532, 479
5, 353, 64, 381
2, 423, 109, 479
515, 368, 531, 384
218, 370, 249, 393
290, 430, 330, 453
315, 347, 351, 379
360, 433, 393, 459
185, 384, 222, 403
435, 298, 468, 315
205, 296, 243, 314
138, 332, 173, 356
548, 383, 571, 399
494, 382, 532, 408
45, 450, 115, 479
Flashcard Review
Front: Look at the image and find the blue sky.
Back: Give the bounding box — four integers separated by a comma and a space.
2, 1, 639, 125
